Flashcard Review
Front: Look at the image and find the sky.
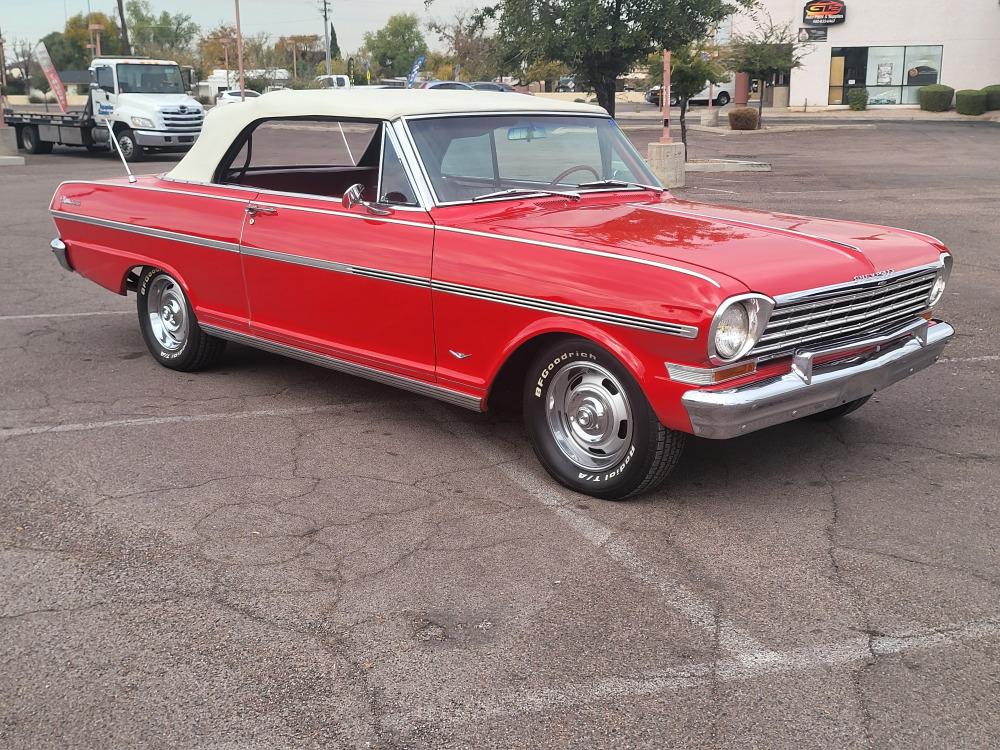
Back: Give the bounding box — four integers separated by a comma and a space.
0, 0, 473, 52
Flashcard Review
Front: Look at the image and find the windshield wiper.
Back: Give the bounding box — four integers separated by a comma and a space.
471, 188, 581, 203
576, 179, 664, 193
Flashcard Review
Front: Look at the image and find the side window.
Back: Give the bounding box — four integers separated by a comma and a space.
218, 118, 381, 199
379, 133, 418, 206
95, 67, 114, 93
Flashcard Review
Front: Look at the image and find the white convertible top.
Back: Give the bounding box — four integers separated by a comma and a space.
167, 88, 606, 183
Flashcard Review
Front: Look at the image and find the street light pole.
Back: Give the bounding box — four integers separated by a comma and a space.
321, 0, 331, 76
234, 0, 245, 100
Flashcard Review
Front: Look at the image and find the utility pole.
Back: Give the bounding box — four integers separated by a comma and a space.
320, 0, 331, 76
117, 0, 131, 56
660, 49, 672, 143
234, 0, 245, 100
1, 23, 8, 126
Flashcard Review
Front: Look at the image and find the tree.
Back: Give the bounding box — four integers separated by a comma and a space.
476, 0, 748, 117
199, 25, 236, 71
125, 1, 199, 58
669, 45, 728, 158
722, 17, 806, 127
37, 31, 88, 70
329, 24, 341, 60
525, 59, 567, 92
362, 14, 428, 79
275, 35, 321, 79
427, 11, 499, 82
64, 12, 124, 58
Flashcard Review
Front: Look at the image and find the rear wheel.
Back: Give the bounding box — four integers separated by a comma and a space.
20, 125, 53, 154
523, 338, 686, 500
809, 396, 872, 421
136, 268, 226, 371
716, 91, 731, 106
116, 128, 144, 162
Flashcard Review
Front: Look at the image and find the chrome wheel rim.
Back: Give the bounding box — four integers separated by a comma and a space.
146, 276, 189, 351
545, 362, 633, 471
119, 134, 135, 159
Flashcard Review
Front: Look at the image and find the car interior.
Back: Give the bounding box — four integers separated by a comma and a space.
215, 117, 415, 205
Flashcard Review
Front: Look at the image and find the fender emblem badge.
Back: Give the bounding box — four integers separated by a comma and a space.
60, 196, 81, 207
448, 350, 472, 360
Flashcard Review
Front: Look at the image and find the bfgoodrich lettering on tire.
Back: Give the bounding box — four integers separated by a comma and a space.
523, 338, 686, 500
136, 268, 226, 372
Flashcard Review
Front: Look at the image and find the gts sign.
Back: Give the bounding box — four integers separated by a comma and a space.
803, 1, 847, 25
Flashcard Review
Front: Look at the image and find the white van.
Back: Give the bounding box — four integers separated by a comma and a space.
315, 74, 352, 90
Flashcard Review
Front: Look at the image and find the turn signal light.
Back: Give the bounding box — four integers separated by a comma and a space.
665, 360, 757, 385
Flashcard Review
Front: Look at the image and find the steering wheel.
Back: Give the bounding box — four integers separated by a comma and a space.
548, 164, 600, 188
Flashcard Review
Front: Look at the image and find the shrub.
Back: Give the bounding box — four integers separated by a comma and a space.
918, 84, 954, 112
728, 107, 759, 130
955, 89, 987, 116
28, 93, 45, 104
982, 84, 1000, 111
847, 88, 868, 111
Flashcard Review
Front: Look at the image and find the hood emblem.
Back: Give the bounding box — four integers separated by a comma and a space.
854, 269, 894, 282
60, 196, 81, 207
178, 105, 187, 113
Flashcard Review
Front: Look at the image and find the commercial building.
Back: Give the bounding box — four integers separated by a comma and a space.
731, 1, 1000, 109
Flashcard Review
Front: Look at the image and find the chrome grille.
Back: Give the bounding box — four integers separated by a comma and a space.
751, 267, 937, 360
160, 108, 203, 134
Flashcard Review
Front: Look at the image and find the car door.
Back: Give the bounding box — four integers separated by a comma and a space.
233, 118, 436, 382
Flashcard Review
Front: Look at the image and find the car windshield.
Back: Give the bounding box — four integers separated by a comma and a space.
116, 64, 185, 94
407, 114, 660, 204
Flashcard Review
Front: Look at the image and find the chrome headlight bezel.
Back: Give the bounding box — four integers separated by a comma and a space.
927, 253, 953, 308
708, 293, 775, 365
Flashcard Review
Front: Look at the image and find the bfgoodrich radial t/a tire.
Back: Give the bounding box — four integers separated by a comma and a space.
523, 338, 686, 500
136, 268, 226, 372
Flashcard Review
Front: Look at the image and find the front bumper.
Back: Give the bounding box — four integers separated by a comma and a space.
682, 320, 954, 439
50, 238, 72, 272
134, 130, 200, 148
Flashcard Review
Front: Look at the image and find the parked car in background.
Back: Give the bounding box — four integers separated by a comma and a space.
316, 74, 352, 90
49, 89, 955, 499
471, 81, 516, 92
215, 90, 261, 107
420, 80, 474, 90
646, 80, 734, 107
556, 75, 577, 92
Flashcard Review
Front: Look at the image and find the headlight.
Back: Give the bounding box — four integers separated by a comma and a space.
130, 116, 155, 129
928, 254, 953, 307
709, 294, 775, 363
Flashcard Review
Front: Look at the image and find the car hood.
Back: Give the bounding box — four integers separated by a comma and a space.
479, 196, 946, 297
117, 93, 203, 116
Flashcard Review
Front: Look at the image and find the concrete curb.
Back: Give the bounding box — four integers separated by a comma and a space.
0, 155, 26, 167
688, 123, 877, 136
685, 159, 771, 173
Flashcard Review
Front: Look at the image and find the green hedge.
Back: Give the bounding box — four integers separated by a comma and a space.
847, 88, 868, 111
918, 84, 954, 112
983, 84, 1000, 111
955, 89, 987, 116
728, 107, 759, 130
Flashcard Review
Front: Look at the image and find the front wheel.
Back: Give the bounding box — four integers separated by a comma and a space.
716, 91, 731, 106
116, 128, 144, 162
523, 339, 686, 500
136, 268, 226, 371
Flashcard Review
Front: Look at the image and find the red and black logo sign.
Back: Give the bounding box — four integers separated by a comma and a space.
803, 1, 847, 26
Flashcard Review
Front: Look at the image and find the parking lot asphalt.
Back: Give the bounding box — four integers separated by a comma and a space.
2, 122, 999, 749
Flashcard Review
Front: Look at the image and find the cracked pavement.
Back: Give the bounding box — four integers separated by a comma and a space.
1, 123, 999, 748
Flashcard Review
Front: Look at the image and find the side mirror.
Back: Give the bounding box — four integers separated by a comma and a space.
342, 182, 393, 216
89, 82, 100, 91
342, 183, 364, 210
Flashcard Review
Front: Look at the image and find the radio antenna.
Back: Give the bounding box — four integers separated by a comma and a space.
103, 118, 137, 183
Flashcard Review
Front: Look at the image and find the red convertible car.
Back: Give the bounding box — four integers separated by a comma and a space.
49, 90, 954, 499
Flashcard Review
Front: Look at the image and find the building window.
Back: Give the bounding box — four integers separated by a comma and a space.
829, 46, 943, 105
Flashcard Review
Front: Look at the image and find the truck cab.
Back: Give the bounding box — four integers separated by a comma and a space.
315, 74, 352, 90
88, 57, 204, 161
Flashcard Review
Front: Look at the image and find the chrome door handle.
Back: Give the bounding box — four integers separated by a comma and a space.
246, 203, 278, 216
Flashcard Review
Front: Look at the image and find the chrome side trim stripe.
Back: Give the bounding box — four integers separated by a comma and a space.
432, 279, 699, 339
50, 210, 241, 253
199, 324, 483, 412
241, 245, 432, 288
434, 224, 722, 288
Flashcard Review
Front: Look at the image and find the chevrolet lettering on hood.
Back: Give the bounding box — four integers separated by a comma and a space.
854, 269, 895, 281
46, 89, 955, 500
